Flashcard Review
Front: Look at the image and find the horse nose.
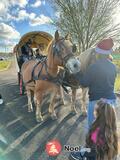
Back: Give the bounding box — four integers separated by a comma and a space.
73, 61, 80, 72
74, 63, 78, 68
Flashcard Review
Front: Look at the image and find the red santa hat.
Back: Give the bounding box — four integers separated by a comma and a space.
95, 38, 114, 55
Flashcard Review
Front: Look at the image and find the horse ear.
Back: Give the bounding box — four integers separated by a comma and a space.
55, 30, 59, 41
65, 33, 70, 40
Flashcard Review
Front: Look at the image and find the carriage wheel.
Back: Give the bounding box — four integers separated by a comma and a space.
20, 75, 25, 95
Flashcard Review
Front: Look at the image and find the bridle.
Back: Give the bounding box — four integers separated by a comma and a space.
52, 38, 74, 66
24, 38, 77, 90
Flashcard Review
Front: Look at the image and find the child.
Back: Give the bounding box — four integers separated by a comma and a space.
69, 99, 118, 160
0, 94, 3, 105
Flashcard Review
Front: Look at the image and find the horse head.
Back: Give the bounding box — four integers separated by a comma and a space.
62, 48, 97, 88
47, 30, 81, 74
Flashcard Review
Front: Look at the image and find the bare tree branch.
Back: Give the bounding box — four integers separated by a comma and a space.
50, 0, 120, 53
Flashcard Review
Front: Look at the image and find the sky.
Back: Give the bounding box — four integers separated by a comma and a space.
0, 0, 58, 52
0, 0, 120, 52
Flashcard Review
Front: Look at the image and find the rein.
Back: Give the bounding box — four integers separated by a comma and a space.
52, 38, 74, 66
24, 58, 64, 87
61, 71, 80, 89
24, 58, 69, 93
23, 38, 75, 93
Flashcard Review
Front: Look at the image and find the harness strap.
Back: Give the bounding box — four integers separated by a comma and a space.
24, 57, 58, 85
23, 58, 69, 93
24, 58, 46, 85
31, 60, 42, 80
24, 79, 34, 85
32, 61, 45, 80
32, 59, 49, 81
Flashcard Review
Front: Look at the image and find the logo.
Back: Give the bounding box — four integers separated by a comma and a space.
46, 139, 62, 156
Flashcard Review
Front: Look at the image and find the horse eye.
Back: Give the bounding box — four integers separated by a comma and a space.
56, 45, 60, 52
72, 44, 77, 53
53, 45, 60, 53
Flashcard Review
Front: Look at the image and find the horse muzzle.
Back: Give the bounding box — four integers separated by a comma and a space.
65, 57, 81, 74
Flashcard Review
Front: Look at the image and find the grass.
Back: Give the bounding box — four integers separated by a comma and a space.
115, 74, 120, 92
113, 60, 120, 92
0, 60, 11, 71
113, 60, 120, 68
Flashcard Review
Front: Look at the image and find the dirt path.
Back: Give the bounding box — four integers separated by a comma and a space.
0, 58, 120, 160
0, 58, 87, 160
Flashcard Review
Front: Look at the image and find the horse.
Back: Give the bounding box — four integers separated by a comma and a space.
21, 30, 81, 122
61, 48, 97, 115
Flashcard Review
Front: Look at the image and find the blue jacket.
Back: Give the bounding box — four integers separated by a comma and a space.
76, 59, 117, 101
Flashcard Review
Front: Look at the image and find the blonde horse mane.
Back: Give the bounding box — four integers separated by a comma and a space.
46, 40, 52, 53
46, 39, 55, 56
78, 47, 96, 72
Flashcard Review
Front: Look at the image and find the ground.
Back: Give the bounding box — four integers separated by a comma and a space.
0, 58, 120, 160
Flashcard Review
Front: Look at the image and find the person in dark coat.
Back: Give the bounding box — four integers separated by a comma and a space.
18, 39, 33, 69
75, 38, 117, 127
21, 39, 33, 61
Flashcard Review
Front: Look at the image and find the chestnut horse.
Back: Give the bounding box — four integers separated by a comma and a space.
61, 48, 96, 115
21, 30, 80, 122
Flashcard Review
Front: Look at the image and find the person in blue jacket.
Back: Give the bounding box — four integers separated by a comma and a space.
76, 38, 117, 127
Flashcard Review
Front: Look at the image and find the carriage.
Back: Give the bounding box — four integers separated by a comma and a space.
14, 30, 90, 121
14, 31, 53, 95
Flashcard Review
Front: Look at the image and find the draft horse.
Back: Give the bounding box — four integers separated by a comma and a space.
61, 48, 96, 115
21, 30, 81, 122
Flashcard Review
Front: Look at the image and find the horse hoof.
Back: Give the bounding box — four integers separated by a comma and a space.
81, 111, 87, 116
28, 109, 33, 112
59, 100, 65, 105
36, 116, 44, 123
51, 115, 57, 120
36, 118, 43, 123
71, 110, 77, 115
71, 108, 78, 115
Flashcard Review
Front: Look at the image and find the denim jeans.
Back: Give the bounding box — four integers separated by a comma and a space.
87, 99, 116, 128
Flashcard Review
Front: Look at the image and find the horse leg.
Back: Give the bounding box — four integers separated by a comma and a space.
33, 93, 37, 107
71, 88, 77, 114
48, 91, 57, 120
81, 88, 87, 115
57, 86, 65, 105
35, 91, 43, 122
27, 90, 33, 112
